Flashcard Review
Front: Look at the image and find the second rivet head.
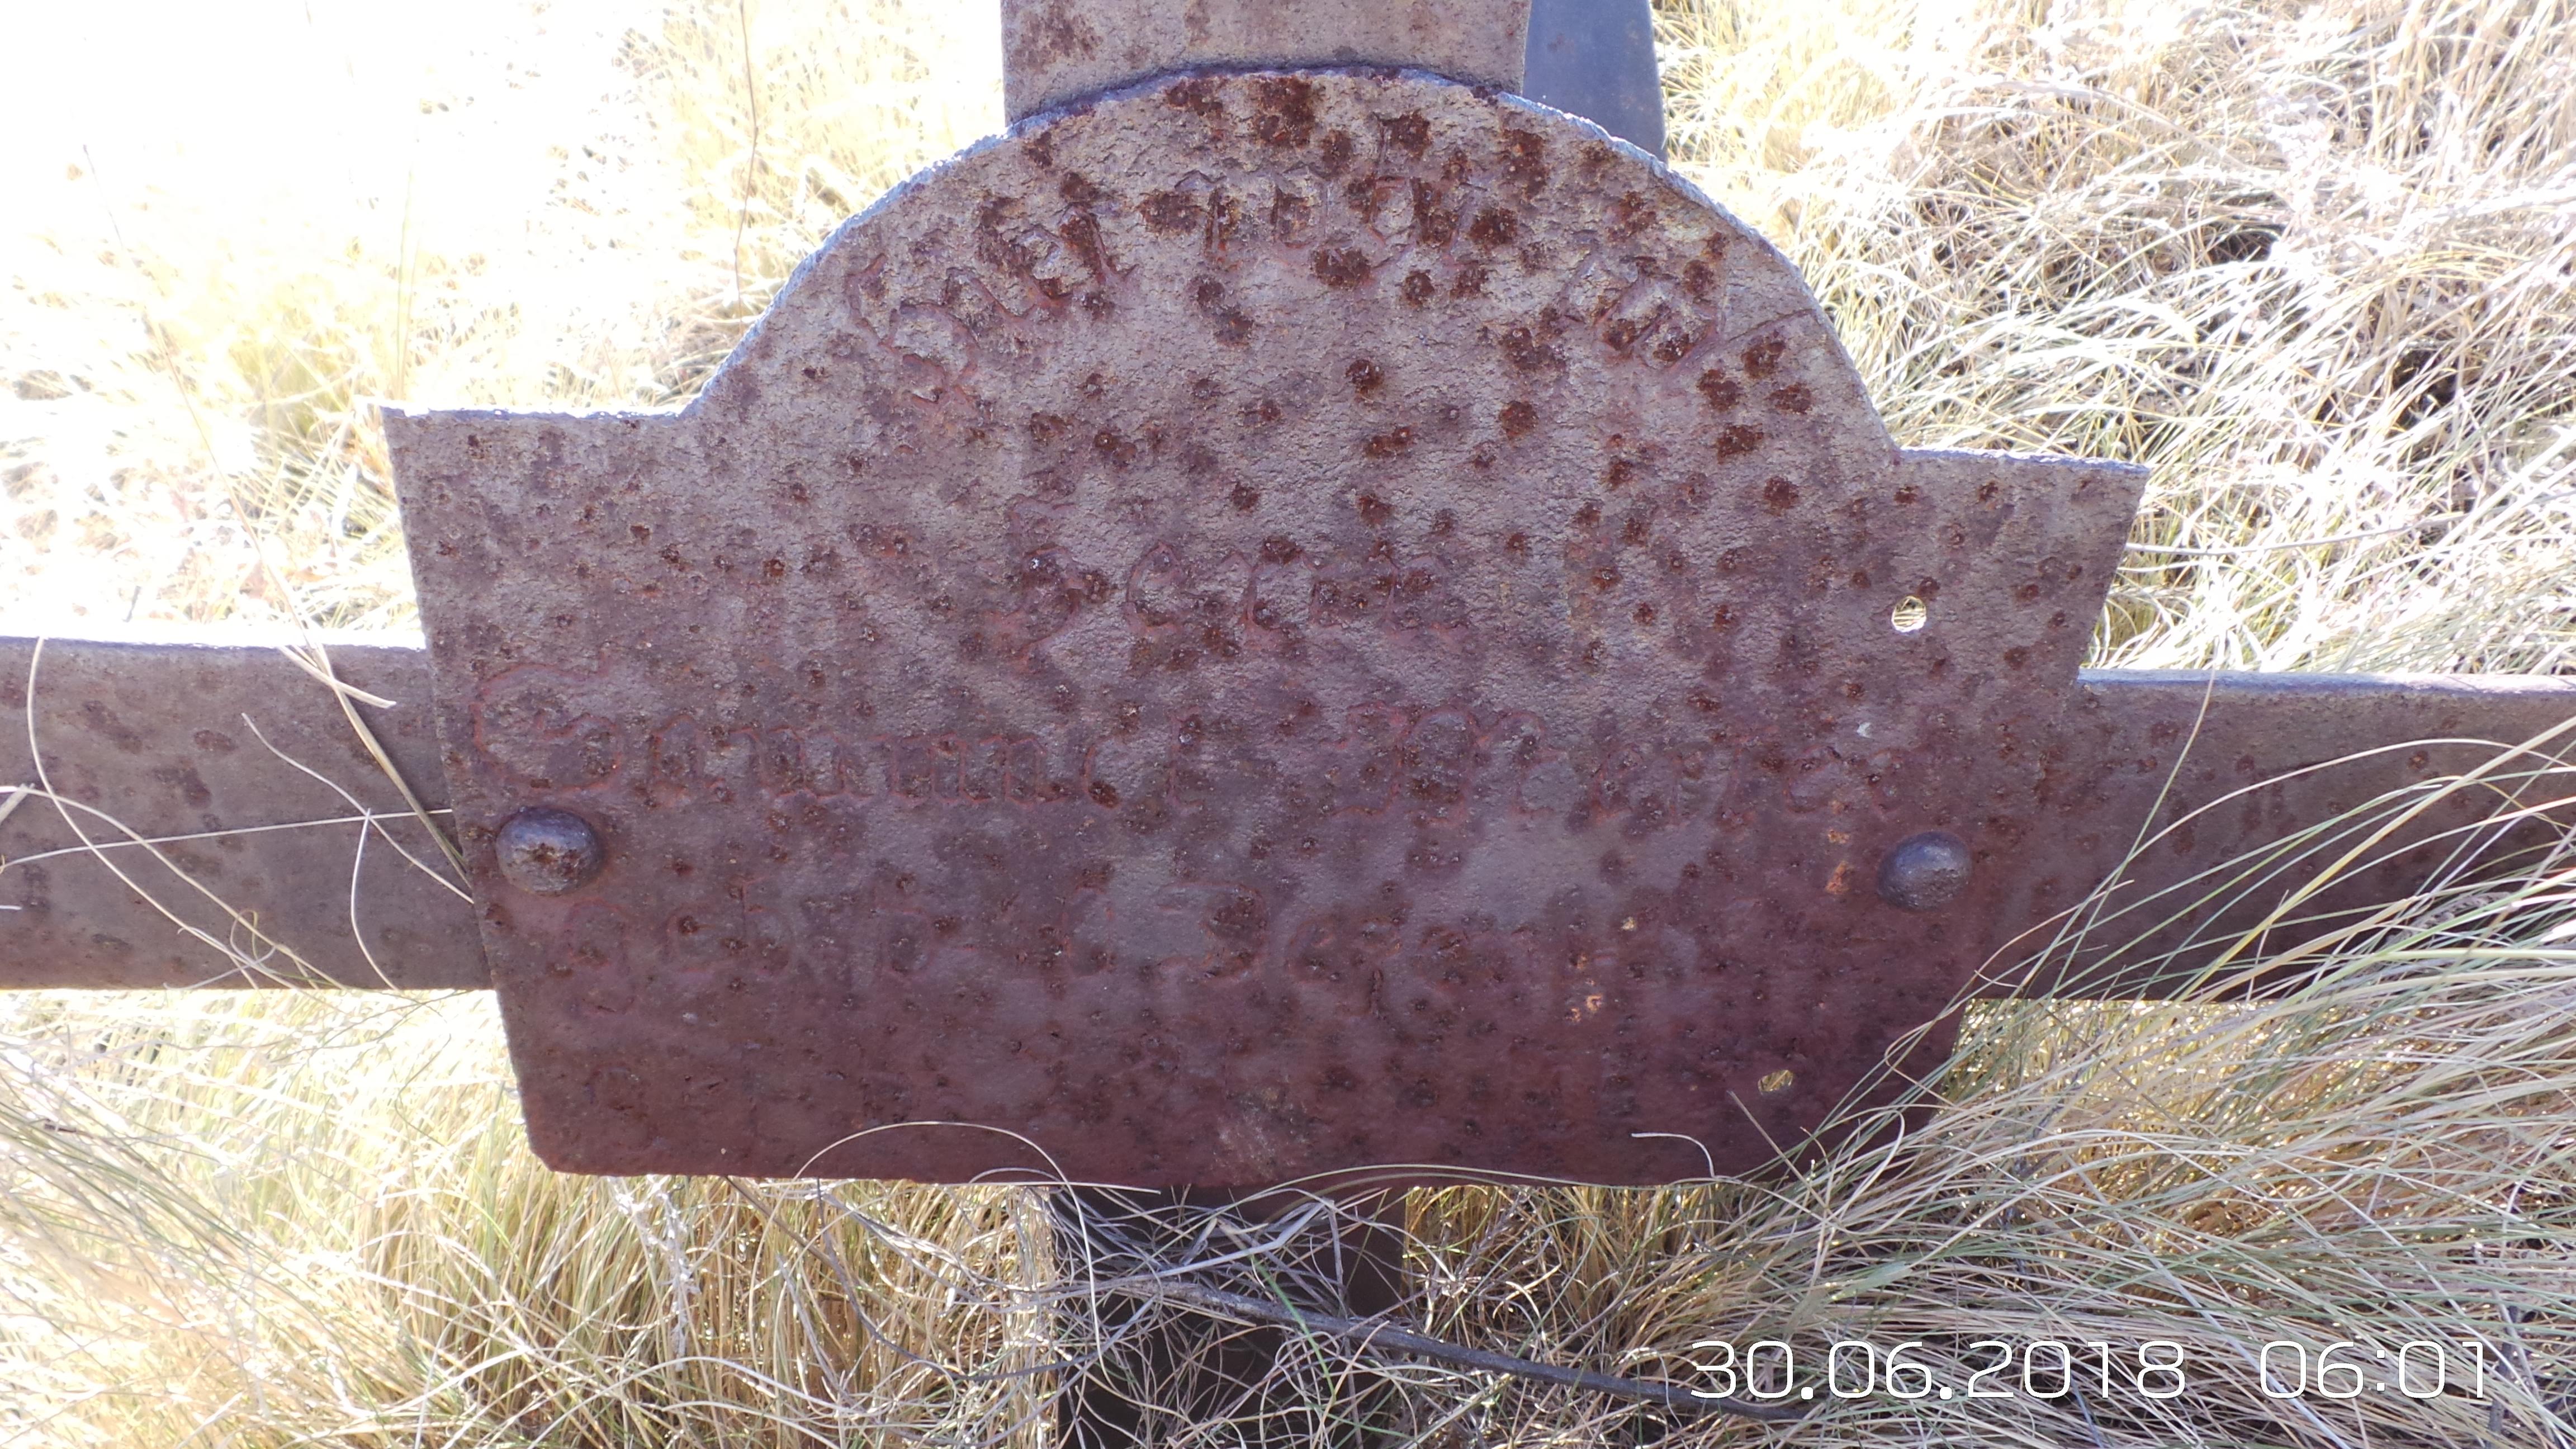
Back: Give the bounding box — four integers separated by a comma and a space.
1877, 830, 1972, 911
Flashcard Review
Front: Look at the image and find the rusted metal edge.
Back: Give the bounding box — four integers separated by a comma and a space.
1000, 0, 1531, 121
4, 634, 2565, 999
0, 633, 485, 989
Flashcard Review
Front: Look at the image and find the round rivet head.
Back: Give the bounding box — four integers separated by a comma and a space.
495, 807, 604, 896
1877, 830, 1972, 911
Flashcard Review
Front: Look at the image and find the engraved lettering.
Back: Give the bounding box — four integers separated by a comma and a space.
471, 665, 623, 790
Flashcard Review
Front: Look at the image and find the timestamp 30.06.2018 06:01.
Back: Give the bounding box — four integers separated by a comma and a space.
1683, 1337, 2494, 1405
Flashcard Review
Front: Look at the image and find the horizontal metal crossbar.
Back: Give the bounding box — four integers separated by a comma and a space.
7, 635, 2566, 999
0, 635, 482, 989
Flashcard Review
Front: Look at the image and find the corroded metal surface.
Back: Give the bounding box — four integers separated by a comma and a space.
386, 68, 2152, 1185
0, 0, 2562, 1203
8, 638, 2559, 1003
11, 634, 2559, 1002
2007, 670, 2576, 998
8, 55, 2558, 1190
0, 634, 484, 989
1001, 0, 1527, 121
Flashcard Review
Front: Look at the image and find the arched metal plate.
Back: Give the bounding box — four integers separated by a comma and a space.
386, 69, 2143, 1185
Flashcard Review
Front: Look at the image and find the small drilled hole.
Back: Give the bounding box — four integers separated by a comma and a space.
1758, 1069, 1795, 1095
1890, 595, 1930, 633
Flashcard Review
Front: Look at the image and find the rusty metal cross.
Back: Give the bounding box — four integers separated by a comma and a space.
6, 0, 2572, 1198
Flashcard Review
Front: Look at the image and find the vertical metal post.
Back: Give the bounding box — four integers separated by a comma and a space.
1050, 1188, 1407, 1447
1522, 0, 1668, 155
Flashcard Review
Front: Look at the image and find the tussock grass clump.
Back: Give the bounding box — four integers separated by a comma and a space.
1660, 0, 2576, 673
7, 0, 2576, 1443
0, 992, 1053, 1446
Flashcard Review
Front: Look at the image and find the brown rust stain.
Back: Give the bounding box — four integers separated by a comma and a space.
383, 69, 2160, 1190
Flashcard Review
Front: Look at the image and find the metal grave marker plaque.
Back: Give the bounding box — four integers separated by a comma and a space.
6, 0, 2570, 1193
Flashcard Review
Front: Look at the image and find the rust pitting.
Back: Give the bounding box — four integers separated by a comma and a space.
1467, 207, 1518, 246
1379, 111, 1431, 158
1251, 76, 1319, 148
360, 67, 2563, 1191
1311, 246, 1372, 288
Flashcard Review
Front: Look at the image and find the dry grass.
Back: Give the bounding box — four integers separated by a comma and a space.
1660, 0, 2576, 673
1, 0, 1001, 631
6, 0, 2576, 1443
